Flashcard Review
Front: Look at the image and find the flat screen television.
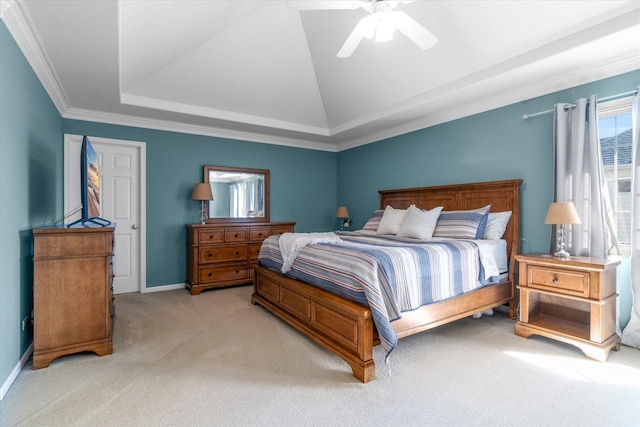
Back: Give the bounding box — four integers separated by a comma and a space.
68, 136, 111, 227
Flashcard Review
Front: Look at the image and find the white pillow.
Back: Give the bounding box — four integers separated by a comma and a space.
376, 205, 408, 235
483, 211, 512, 240
397, 206, 443, 240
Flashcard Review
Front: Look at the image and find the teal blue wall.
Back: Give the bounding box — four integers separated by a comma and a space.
337, 69, 640, 330
0, 22, 63, 392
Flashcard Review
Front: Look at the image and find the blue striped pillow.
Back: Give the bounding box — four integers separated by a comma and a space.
361, 210, 384, 233
433, 205, 491, 239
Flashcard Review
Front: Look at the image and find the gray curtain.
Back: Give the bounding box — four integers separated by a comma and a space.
553, 95, 617, 259
622, 88, 640, 349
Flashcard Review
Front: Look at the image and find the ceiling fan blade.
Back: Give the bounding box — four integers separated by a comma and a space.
286, 0, 365, 11
394, 11, 438, 49
337, 21, 367, 58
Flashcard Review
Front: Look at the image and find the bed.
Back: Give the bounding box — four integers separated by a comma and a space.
251, 179, 522, 382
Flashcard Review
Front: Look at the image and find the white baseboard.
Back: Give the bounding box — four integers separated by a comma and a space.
142, 282, 185, 293
1, 342, 33, 400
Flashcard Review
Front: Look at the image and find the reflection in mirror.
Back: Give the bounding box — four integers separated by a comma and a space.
204, 165, 270, 222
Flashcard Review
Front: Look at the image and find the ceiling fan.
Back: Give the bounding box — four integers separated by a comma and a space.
288, 0, 438, 58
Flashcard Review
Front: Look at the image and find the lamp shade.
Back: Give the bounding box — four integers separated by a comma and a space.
544, 202, 581, 225
336, 206, 350, 218
192, 183, 213, 201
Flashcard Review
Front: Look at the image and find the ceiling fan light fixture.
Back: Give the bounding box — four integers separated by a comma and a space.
358, 14, 378, 39
375, 10, 399, 42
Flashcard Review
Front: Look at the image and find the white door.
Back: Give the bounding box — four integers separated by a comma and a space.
64, 134, 146, 294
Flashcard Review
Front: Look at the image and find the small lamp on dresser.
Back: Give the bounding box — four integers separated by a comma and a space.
544, 201, 581, 258
192, 183, 213, 224
336, 206, 351, 231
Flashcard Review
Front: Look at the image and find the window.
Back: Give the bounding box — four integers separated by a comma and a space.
598, 97, 632, 255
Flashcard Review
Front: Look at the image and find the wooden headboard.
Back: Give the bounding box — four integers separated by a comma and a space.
379, 179, 523, 273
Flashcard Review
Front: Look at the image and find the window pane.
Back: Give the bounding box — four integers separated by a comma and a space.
598, 116, 617, 138
617, 212, 631, 244
617, 136, 632, 166
618, 179, 631, 193
598, 100, 632, 254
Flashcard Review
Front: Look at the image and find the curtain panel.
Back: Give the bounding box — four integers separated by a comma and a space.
622, 88, 640, 349
552, 96, 617, 259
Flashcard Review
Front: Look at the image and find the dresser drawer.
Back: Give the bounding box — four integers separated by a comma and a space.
528, 266, 590, 297
200, 264, 249, 283
199, 229, 224, 243
199, 245, 247, 263
250, 227, 270, 241
271, 225, 293, 235
225, 229, 248, 242
249, 242, 262, 260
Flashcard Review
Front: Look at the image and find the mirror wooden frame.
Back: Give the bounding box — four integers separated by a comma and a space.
203, 165, 270, 223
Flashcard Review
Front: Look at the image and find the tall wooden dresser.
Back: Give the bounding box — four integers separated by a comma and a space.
186, 222, 294, 295
33, 226, 115, 369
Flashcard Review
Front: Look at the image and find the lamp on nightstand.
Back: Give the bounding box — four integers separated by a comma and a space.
192, 183, 213, 224
336, 206, 351, 231
545, 202, 581, 258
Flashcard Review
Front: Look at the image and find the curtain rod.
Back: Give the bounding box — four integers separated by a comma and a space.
521, 89, 638, 120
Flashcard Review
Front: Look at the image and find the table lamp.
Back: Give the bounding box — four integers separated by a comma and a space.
544, 202, 581, 258
192, 183, 213, 224
336, 206, 351, 231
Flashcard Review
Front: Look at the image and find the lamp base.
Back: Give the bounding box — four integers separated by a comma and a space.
553, 249, 570, 258
199, 200, 208, 224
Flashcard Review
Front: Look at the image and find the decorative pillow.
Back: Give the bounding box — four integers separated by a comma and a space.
361, 210, 383, 233
376, 205, 409, 235
483, 211, 512, 240
433, 205, 491, 239
397, 206, 443, 240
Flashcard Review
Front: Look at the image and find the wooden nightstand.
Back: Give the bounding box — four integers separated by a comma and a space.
514, 253, 621, 361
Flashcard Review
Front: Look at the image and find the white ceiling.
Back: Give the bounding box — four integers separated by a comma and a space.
2, 0, 639, 151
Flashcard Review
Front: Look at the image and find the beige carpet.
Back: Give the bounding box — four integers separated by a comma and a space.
1, 286, 639, 427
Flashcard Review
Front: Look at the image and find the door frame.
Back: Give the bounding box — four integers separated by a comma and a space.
64, 134, 147, 293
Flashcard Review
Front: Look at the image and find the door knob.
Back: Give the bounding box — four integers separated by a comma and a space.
132, 224, 139, 230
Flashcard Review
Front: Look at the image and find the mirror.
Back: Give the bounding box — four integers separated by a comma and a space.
203, 165, 270, 223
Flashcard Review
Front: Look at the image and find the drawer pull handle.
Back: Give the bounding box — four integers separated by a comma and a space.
209, 235, 213, 239
552, 278, 558, 284
236, 251, 240, 255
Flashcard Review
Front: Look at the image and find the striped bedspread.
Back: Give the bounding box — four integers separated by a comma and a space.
258, 231, 503, 357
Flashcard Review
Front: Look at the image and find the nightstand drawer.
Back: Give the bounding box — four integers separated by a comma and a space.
528, 266, 590, 297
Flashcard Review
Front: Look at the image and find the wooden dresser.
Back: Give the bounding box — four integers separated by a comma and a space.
33, 226, 115, 369
515, 253, 621, 361
186, 222, 295, 295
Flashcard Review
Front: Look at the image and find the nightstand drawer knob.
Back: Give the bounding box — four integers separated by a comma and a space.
552, 278, 558, 284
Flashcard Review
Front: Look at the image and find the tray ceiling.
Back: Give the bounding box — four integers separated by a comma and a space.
2, 0, 639, 151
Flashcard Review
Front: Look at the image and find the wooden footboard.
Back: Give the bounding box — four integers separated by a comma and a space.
253, 265, 513, 382
251, 265, 377, 382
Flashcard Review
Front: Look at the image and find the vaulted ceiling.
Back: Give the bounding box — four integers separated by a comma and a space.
2, 0, 639, 151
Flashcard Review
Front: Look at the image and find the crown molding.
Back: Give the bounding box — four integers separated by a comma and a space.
1, 0, 70, 115
64, 107, 337, 152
